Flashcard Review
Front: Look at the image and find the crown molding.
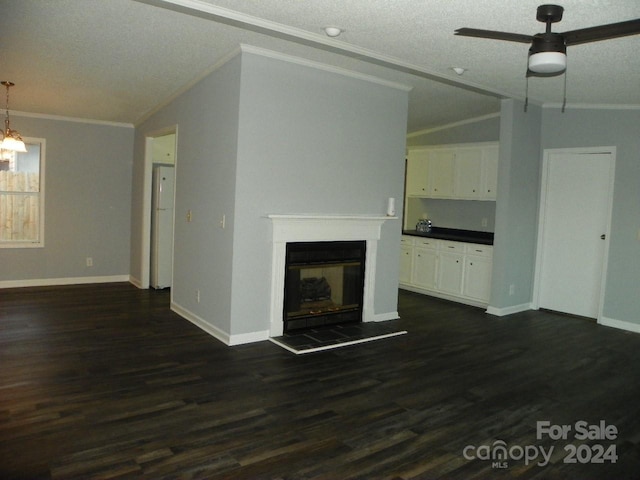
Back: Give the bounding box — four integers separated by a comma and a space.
13, 110, 133, 128
406, 112, 501, 138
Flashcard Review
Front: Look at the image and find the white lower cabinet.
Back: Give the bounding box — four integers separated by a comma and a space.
399, 236, 493, 306
438, 252, 464, 295
399, 244, 413, 284
413, 246, 438, 289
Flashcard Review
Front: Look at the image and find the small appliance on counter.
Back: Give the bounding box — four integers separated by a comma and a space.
416, 219, 432, 233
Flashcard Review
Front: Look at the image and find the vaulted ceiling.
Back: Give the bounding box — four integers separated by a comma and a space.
3, 0, 639, 132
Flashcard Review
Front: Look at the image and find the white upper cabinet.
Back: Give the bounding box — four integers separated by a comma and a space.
454, 148, 483, 199
405, 150, 429, 196
427, 149, 455, 198
406, 142, 499, 201
481, 144, 499, 200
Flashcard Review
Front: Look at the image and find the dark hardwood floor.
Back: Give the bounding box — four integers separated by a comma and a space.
2, 283, 640, 479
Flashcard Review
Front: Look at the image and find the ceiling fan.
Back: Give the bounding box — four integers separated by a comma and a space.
455, 4, 640, 77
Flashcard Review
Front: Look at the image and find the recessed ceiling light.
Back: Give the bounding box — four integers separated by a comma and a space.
324, 26, 343, 37
451, 67, 467, 76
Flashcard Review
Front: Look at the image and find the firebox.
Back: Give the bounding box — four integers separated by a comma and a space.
283, 241, 366, 332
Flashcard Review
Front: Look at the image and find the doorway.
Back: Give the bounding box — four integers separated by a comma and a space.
533, 147, 615, 319
140, 127, 177, 289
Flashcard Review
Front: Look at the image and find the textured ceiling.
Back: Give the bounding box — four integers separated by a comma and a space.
2, 0, 639, 132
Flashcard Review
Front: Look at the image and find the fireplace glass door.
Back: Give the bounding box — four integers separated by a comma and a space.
284, 241, 365, 332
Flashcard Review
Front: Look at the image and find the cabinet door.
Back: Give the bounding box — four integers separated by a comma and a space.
427, 150, 455, 197
463, 255, 493, 302
438, 252, 464, 295
454, 148, 483, 199
399, 245, 413, 284
412, 247, 438, 289
406, 150, 429, 196
481, 145, 499, 200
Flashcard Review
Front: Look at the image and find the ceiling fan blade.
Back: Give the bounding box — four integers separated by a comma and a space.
455, 28, 533, 44
563, 18, 640, 46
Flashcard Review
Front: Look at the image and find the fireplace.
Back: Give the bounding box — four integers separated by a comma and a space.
284, 241, 365, 332
267, 214, 394, 338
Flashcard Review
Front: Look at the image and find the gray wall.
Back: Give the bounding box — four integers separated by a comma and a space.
1, 116, 133, 283
231, 52, 409, 336
132, 49, 409, 341
541, 107, 640, 326
490, 99, 542, 309
133, 55, 242, 336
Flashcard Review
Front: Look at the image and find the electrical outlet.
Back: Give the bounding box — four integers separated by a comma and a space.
186, 210, 192, 222
509, 284, 515, 296
481, 217, 488, 228
220, 214, 226, 229
196, 289, 200, 303
86, 257, 93, 267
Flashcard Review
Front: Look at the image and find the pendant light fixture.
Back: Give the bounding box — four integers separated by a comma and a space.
0, 81, 27, 153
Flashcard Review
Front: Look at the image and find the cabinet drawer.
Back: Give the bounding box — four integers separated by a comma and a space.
465, 244, 493, 257
439, 240, 465, 253
414, 238, 437, 249
401, 236, 415, 246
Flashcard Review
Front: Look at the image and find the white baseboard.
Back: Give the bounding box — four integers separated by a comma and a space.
0, 275, 130, 289
370, 311, 400, 322
129, 276, 143, 289
170, 301, 270, 346
486, 303, 533, 316
400, 285, 488, 309
599, 316, 640, 335
171, 301, 231, 345
229, 330, 270, 345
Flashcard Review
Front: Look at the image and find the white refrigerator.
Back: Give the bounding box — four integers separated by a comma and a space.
151, 165, 175, 289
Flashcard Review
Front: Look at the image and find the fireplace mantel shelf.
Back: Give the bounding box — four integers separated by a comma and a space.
267, 214, 397, 220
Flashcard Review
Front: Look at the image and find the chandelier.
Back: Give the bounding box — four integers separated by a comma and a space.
0, 81, 27, 153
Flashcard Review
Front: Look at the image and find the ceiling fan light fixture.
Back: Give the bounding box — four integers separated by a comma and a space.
528, 51, 566, 74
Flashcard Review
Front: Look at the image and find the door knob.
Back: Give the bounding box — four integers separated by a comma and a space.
600, 234, 606, 240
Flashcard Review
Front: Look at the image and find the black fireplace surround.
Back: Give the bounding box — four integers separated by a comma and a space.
283, 241, 366, 332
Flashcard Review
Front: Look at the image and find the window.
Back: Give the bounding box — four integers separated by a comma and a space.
0, 138, 45, 247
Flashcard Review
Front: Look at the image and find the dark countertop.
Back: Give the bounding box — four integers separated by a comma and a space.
403, 227, 494, 245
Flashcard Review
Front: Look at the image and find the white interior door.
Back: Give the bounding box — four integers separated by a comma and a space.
536, 149, 614, 318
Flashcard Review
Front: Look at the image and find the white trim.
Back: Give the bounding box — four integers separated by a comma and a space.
543, 103, 640, 111
240, 45, 412, 92
486, 303, 533, 317
599, 316, 640, 335
399, 285, 489, 309
0, 275, 130, 289
171, 300, 270, 346
140, 0, 511, 101
129, 275, 143, 289
13, 110, 133, 128
372, 311, 400, 322
171, 301, 231, 345
229, 330, 270, 346
267, 214, 394, 338
532, 146, 616, 319
407, 141, 499, 152
406, 112, 501, 138
269, 330, 407, 355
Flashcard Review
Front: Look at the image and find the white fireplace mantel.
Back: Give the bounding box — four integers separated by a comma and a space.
267, 214, 396, 337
